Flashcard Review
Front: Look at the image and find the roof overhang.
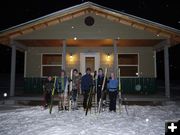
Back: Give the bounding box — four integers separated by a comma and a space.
17, 39, 162, 47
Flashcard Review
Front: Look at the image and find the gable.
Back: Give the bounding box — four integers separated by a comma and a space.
0, 2, 180, 45
16, 13, 165, 40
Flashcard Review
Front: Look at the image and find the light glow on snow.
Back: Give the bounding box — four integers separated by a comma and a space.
0, 102, 180, 135
146, 118, 149, 122
3, 93, 7, 97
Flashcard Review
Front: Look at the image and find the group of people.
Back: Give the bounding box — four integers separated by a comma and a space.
43, 67, 119, 112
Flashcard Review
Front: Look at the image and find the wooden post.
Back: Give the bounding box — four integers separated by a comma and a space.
10, 43, 16, 97
164, 40, 170, 99
153, 50, 157, 78
113, 39, 118, 77
62, 40, 66, 70
24, 51, 27, 77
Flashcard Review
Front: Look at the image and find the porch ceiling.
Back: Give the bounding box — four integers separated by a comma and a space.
17, 39, 162, 47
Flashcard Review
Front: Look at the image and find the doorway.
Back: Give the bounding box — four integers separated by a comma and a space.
80, 53, 100, 75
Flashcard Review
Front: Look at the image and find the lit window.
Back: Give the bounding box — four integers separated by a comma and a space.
118, 54, 138, 77
42, 54, 62, 77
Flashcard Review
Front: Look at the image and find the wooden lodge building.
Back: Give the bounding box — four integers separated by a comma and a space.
0, 2, 180, 99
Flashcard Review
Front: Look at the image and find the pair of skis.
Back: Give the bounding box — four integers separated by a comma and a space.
68, 69, 73, 111
85, 71, 97, 116
118, 68, 128, 115
49, 76, 57, 114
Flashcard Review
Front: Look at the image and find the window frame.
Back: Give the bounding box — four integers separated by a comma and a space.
118, 53, 139, 78
41, 53, 62, 77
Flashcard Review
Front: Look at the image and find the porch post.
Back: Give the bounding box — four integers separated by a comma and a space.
113, 39, 118, 77
62, 40, 66, 70
24, 51, 27, 77
164, 42, 170, 99
153, 50, 157, 78
10, 43, 16, 97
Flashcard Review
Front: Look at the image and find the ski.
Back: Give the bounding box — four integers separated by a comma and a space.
118, 68, 129, 115
94, 71, 98, 113
85, 71, 97, 116
69, 69, 73, 111
118, 68, 122, 114
49, 76, 57, 114
62, 76, 69, 112
98, 68, 107, 113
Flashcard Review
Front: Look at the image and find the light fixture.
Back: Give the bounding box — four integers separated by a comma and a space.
70, 53, 73, 61
136, 72, 139, 76
107, 53, 110, 59
107, 53, 110, 61
71, 26, 74, 29
74, 37, 77, 40
70, 53, 73, 58
156, 34, 159, 37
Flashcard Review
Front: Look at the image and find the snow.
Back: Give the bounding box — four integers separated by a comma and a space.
0, 102, 180, 135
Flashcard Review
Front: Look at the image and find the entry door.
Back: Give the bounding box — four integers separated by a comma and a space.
80, 53, 100, 75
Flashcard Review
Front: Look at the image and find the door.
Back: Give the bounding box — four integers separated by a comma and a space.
80, 53, 100, 75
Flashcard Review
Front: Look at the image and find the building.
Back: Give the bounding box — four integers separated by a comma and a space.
0, 2, 180, 98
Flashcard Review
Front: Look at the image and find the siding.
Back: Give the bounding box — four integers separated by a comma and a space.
26, 46, 155, 78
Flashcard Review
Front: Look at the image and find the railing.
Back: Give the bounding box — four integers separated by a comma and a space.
23, 77, 157, 94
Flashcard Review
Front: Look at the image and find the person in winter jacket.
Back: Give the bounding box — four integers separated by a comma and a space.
97, 68, 107, 107
108, 72, 118, 112
81, 68, 93, 110
43, 76, 54, 108
56, 70, 68, 110
71, 69, 80, 110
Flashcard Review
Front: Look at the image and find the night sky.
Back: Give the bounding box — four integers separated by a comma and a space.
0, 0, 180, 30
0, 0, 180, 80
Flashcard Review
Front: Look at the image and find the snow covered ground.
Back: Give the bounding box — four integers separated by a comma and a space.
0, 102, 180, 135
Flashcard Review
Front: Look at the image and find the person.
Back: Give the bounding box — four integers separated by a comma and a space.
56, 70, 68, 111
81, 68, 93, 110
71, 69, 80, 110
108, 72, 118, 112
97, 68, 107, 107
43, 76, 54, 109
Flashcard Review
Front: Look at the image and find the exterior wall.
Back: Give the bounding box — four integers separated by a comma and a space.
26, 47, 62, 77
118, 47, 155, 77
17, 13, 164, 40
26, 46, 155, 78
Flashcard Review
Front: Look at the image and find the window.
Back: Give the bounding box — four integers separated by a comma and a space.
42, 54, 62, 77
118, 54, 138, 77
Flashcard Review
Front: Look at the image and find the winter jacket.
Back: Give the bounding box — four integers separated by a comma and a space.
72, 75, 80, 90
97, 75, 107, 90
108, 79, 118, 92
44, 80, 54, 92
56, 77, 68, 93
81, 73, 93, 91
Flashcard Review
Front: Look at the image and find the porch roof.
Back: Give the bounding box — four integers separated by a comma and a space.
17, 39, 162, 47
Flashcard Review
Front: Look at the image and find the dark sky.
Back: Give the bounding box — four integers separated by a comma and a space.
0, 0, 180, 31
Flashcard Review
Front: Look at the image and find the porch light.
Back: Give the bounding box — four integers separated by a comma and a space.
70, 53, 73, 61
74, 37, 77, 40
107, 53, 110, 61
136, 72, 139, 76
